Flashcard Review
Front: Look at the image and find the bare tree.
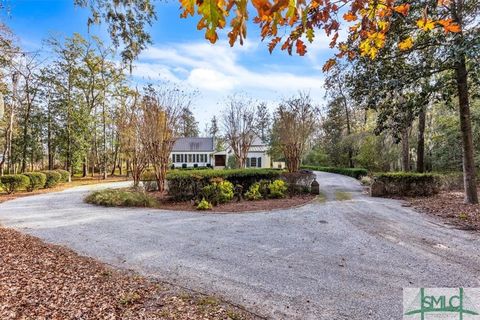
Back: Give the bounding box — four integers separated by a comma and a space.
139, 84, 186, 192
272, 93, 318, 172
221, 94, 257, 168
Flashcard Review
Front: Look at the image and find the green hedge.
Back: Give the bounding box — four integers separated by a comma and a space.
0, 174, 30, 194
55, 169, 70, 183
162, 168, 283, 200
301, 165, 368, 179
374, 172, 441, 183
41, 170, 62, 188
23, 172, 47, 191
371, 172, 442, 197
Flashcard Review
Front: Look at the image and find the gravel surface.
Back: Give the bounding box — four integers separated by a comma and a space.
1, 172, 480, 319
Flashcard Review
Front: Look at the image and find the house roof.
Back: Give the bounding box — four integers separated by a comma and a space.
172, 137, 215, 152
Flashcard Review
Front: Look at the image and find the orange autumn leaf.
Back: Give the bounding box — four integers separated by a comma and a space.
437, 19, 462, 33
296, 39, 307, 55
393, 4, 410, 16
323, 58, 336, 72
343, 12, 357, 22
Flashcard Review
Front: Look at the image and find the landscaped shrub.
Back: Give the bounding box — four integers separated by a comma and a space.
85, 188, 158, 207
301, 165, 368, 179
23, 172, 47, 191
244, 183, 262, 200
200, 179, 234, 205
268, 179, 288, 198
371, 172, 442, 197
197, 198, 212, 210
257, 180, 271, 198
41, 170, 62, 188
55, 169, 70, 183
0, 174, 30, 194
164, 168, 282, 200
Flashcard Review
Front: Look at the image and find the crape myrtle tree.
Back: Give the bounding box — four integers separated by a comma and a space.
221, 94, 257, 169
116, 87, 148, 187
139, 84, 187, 192
271, 93, 318, 173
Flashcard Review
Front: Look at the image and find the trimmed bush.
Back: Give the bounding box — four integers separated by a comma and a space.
244, 183, 263, 201
371, 172, 442, 197
0, 174, 30, 194
85, 188, 158, 207
301, 165, 368, 179
23, 172, 47, 191
55, 169, 70, 183
269, 179, 288, 198
41, 170, 62, 188
197, 198, 213, 210
164, 168, 282, 200
200, 180, 234, 205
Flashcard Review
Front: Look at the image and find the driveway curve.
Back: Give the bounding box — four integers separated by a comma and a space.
1, 172, 480, 319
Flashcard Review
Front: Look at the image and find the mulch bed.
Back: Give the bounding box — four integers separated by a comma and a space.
406, 186, 480, 231
0, 227, 257, 320
152, 194, 316, 213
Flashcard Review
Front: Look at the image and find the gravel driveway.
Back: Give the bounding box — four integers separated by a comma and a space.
1, 172, 480, 319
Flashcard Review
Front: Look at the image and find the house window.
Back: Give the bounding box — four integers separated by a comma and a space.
188, 154, 192, 163
257, 157, 262, 168
250, 157, 257, 167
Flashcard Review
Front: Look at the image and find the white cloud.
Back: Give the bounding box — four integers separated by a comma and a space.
132, 39, 326, 125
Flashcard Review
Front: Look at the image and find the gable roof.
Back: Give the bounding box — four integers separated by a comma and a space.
172, 137, 215, 152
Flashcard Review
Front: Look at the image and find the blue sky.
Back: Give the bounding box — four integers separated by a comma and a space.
3, 0, 334, 128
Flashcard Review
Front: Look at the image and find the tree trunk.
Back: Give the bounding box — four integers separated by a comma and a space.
21, 102, 32, 173
82, 156, 88, 177
417, 107, 426, 173
455, 54, 478, 204
102, 101, 107, 180
401, 128, 410, 172
342, 96, 354, 168
126, 159, 131, 177
110, 143, 119, 176
47, 101, 53, 171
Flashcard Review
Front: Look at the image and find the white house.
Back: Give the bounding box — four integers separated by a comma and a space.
170, 137, 216, 168
244, 136, 271, 169
170, 136, 272, 169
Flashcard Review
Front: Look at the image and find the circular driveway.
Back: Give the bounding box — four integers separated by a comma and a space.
1, 172, 480, 319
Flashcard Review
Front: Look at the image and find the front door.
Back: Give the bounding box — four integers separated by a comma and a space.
214, 155, 226, 167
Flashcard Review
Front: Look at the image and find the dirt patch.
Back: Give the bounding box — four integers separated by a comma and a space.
0, 176, 129, 204
335, 191, 352, 201
0, 226, 258, 319
406, 187, 480, 231
152, 193, 316, 213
